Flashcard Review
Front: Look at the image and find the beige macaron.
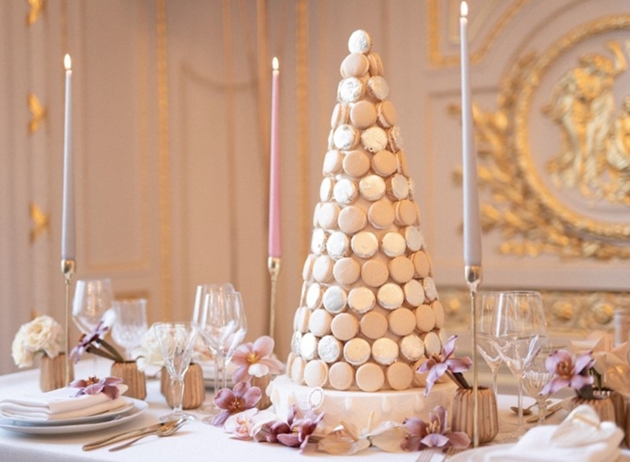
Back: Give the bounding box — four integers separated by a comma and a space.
360, 310, 388, 339
317, 202, 340, 230
359, 175, 386, 201
368, 199, 395, 229
348, 286, 376, 313
302, 254, 315, 281
318, 335, 343, 363
322, 286, 347, 314
348, 30, 372, 54
326, 231, 350, 260
333, 178, 359, 205
361, 260, 389, 288
333, 124, 360, 150
309, 308, 333, 337
320, 177, 335, 202
350, 231, 379, 258
312, 255, 334, 283
404, 226, 424, 252
423, 331, 442, 356
343, 338, 372, 366
361, 126, 388, 153
304, 359, 329, 388
376, 100, 397, 128
400, 334, 425, 361
333, 257, 361, 285
294, 306, 311, 333
340, 52, 370, 78
330, 102, 350, 128
403, 279, 425, 307
323, 149, 343, 175
388, 256, 415, 284
371, 337, 399, 366
387, 174, 410, 201
355, 362, 385, 392
290, 356, 306, 384
415, 304, 436, 333
388, 307, 416, 336
412, 250, 431, 278
300, 332, 319, 360
291, 331, 302, 355
372, 150, 397, 176
413, 357, 429, 387
328, 362, 355, 390
331, 312, 360, 341
310, 228, 327, 255
432, 300, 445, 328
306, 283, 323, 309
377, 282, 404, 309
394, 199, 417, 226
338, 205, 367, 235
366, 52, 383, 76
366, 76, 389, 101
381, 232, 406, 257
338, 77, 365, 104
350, 100, 377, 129
386, 362, 414, 391
387, 126, 404, 151
423, 277, 438, 302
342, 149, 371, 178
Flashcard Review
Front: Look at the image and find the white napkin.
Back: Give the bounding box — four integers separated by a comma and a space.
484, 405, 623, 462
0, 384, 129, 421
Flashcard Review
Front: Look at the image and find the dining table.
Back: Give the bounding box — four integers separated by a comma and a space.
0, 358, 622, 462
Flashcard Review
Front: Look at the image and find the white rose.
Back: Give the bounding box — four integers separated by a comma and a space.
12, 325, 35, 368
23, 315, 63, 358
133, 328, 164, 371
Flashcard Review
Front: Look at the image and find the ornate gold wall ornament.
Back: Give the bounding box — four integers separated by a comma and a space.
29, 202, 49, 243
459, 15, 630, 260
26, 0, 45, 26
27, 93, 46, 134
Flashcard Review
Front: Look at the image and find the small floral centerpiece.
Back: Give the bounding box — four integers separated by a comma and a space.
540, 349, 595, 399
401, 406, 471, 452
133, 328, 164, 373
11, 315, 64, 368
418, 335, 472, 395
69, 376, 123, 400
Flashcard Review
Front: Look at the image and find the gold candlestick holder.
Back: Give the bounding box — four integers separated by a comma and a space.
267, 257, 281, 339
465, 265, 482, 448
61, 259, 76, 386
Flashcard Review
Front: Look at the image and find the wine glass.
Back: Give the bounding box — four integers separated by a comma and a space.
153, 322, 198, 422
198, 291, 247, 392
476, 292, 503, 396
493, 291, 548, 438
73, 278, 114, 334
522, 344, 554, 425
111, 299, 148, 360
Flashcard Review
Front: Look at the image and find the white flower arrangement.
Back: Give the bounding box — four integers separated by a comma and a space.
132, 327, 164, 372
11, 315, 64, 368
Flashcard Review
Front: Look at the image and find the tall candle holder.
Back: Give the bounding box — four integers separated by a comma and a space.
267, 257, 281, 339
61, 259, 76, 385
465, 264, 482, 448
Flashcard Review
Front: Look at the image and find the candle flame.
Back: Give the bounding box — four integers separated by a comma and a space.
461, 1, 468, 17
272, 57, 279, 71
64, 54, 72, 71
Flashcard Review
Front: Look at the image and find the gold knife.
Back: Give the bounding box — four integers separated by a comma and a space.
82, 422, 165, 451
525, 401, 565, 424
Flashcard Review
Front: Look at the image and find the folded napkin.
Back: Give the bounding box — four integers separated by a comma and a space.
484, 405, 623, 462
0, 384, 129, 421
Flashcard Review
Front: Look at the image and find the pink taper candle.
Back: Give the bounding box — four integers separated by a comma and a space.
268, 57, 282, 258
62, 54, 76, 261
460, 2, 482, 267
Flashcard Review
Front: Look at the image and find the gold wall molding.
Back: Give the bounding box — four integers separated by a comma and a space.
27, 93, 46, 134
459, 15, 630, 260
26, 0, 45, 26
428, 0, 528, 68
29, 202, 49, 243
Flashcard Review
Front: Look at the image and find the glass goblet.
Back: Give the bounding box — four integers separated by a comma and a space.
493, 291, 548, 438
153, 322, 198, 422
73, 278, 114, 334
522, 345, 555, 425
476, 292, 503, 396
111, 299, 148, 360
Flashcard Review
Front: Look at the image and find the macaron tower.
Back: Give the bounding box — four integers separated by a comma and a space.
269, 30, 452, 429
288, 29, 445, 392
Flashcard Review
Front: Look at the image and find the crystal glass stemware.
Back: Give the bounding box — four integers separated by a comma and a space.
493, 291, 548, 438
111, 299, 148, 360
153, 322, 198, 422
522, 345, 554, 425
72, 278, 114, 334
476, 292, 503, 396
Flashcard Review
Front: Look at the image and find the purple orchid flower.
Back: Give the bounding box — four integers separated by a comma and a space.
401, 406, 470, 452
254, 405, 325, 452
211, 381, 262, 426
69, 376, 122, 400
231, 336, 284, 383
540, 349, 594, 396
417, 335, 472, 396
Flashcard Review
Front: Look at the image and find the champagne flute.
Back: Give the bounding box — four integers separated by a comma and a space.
493, 291, 548, 438
476, 292, 503, 396
111, 299, 148, 360
153, 322, 197, 422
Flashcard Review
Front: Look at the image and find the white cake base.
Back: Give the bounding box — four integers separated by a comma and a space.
268, 374, 457, 434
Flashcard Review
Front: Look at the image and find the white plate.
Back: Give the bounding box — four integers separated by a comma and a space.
1, 400, 135, 426
449, 444, 630, 462
0, 399, 147, 435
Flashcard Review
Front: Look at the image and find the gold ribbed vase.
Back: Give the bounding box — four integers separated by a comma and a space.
40, 353, 73, 392
111, 361, 147, 400
251, 375, 271, 410
450, 387, 499, 444
160, 362, 205, 410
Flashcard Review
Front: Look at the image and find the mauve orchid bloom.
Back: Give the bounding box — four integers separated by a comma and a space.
231, 335, 284, 383
69, 376, 122, 400
254, 405, 324, 452
401, 406, 470, 452
223, 408, 277, 440
211, 381, 262, 426
540, 349, 594, 396
417, 335, 472, 396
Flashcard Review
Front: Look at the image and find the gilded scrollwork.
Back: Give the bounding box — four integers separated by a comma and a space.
454, 16, 630, 260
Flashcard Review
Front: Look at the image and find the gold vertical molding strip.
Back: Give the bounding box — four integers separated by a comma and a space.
296, 0, 309, 259
156, 0, 173, 321
222, 0, 238, 285
26, 0, 45, 26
